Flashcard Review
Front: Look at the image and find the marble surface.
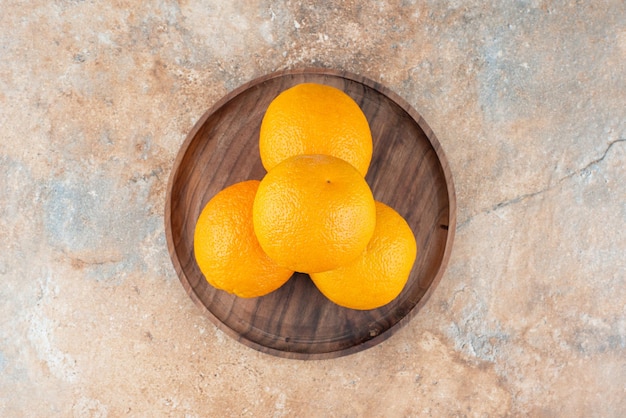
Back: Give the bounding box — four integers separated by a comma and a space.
1, 1, 625, 416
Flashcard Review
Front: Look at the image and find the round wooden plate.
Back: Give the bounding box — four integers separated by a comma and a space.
165, 68, 456, 360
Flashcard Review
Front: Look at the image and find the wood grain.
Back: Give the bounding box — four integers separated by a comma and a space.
164, 68, 456, 359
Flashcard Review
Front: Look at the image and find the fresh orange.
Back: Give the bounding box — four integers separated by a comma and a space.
310, 201, 417, 310
193, 180, 294, 298
253, 154, 376, 273
259, 83, 373, 177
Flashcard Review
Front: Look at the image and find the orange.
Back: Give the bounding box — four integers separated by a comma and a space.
310, 201, 417, 310
193, 180, 294, 298
259, 83, 373, 177
253, 154, 376, 273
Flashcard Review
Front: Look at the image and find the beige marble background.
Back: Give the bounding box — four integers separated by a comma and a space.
1, 1, 625, 416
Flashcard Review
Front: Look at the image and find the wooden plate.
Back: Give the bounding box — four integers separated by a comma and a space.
165, 68, 456, 359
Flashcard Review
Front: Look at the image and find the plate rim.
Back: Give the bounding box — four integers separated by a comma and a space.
164, 67, 457, 360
